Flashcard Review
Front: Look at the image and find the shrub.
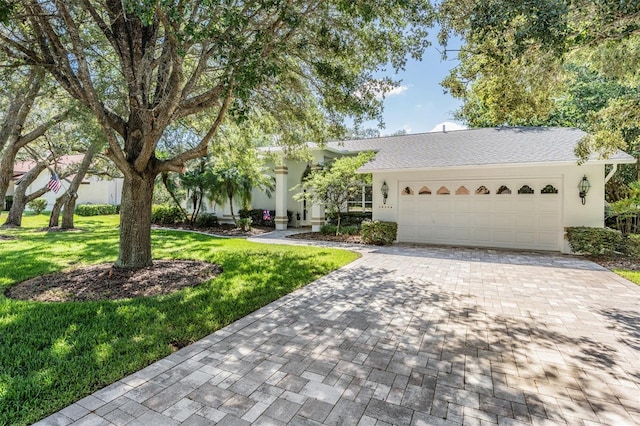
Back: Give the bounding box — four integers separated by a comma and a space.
326, 211, 372, 227
623, 234, 640, 257
566, 226, 623, 255
361, 220, 397, 245
75, 204, 119, 216
27, 198, 47, 214
195, 213, 218, 227
237, 217, 252, 231
151, 204, 184, 225
239, 208, 274, 227
320, 224, 359, 235
238, 209, 293, 227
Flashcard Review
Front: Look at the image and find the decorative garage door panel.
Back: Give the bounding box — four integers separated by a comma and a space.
398, 179, 561, 250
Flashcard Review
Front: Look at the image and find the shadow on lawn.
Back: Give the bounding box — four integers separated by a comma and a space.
0, 229, 348, 425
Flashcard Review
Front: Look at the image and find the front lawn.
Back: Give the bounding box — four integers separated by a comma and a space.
0, 214, 359, 426
613, 269, 640, 286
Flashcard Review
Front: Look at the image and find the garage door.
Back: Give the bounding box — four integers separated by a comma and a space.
398, 178, 562, 251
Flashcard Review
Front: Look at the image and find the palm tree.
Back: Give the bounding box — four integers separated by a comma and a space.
208, 162, 274, 224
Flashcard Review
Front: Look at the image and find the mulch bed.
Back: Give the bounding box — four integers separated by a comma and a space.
586, 255, 640, 271
5, 260, 222, 302
156, 224, 273, 237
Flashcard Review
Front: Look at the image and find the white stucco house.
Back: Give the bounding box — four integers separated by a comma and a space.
249, 127, 635, 253
7, 155, 123, 211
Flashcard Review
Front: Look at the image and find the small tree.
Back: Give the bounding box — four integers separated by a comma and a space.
294, 151, 374, 235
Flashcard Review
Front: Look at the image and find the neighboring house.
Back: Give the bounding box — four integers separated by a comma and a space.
254, 127, 635, 253
7, 155, 122, 210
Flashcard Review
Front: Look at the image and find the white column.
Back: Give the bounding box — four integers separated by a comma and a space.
310, 164, 325, 232
274, 165, 288, 230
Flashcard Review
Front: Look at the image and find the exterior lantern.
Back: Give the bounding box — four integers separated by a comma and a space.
381, 180, 389, 204
578, 175, 591, 205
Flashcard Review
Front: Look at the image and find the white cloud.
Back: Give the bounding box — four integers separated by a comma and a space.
429, 121, 467, 132
385, 85, 409, 97
403, 125, 412, 134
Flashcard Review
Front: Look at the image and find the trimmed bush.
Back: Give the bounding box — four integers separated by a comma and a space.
195, 213, 218, 227
623, 234, 640, 257
75, 204, 119, 216
361, 220, 397, 245
151, 204, 184, 225
320, 224, 359, 235
566, 226, 623, 255
326, 211, 372, 227
239, 209, 293, 227
27, 198, 47, 214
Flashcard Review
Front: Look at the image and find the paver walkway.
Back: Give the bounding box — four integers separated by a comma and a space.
37, 232, 640, 425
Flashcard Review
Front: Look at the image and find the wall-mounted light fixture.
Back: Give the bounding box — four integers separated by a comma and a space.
578, 175, 591, 205
381, 180, 389, 204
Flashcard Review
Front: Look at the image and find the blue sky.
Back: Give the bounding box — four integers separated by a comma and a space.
370, 45, 466, 135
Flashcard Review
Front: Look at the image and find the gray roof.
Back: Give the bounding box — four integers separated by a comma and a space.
325, 127, 635, 171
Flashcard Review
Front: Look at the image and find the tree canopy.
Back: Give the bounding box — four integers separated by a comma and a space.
437, 0, 640, 162
0, 0, 434, 267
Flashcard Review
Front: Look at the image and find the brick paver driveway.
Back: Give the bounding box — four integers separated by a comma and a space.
38, 234, 640, 425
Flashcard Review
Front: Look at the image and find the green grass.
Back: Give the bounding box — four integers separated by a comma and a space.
613, 269, 640, 286
0, 213, 359, 426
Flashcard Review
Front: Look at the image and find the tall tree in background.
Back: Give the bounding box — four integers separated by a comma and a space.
0, 67, 70, 206
437, 0, 639, 162
1, 0, 433, 268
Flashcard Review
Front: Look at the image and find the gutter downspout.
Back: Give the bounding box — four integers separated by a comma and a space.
605, 164, 618, 184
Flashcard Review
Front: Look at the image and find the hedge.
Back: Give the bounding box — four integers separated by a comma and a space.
320, 224, 359, 236
194, 213, 218, 227
361, 220, 397, 245
75, 204, 119, 216
151, 205, 184, 225
326, 211, 372, 227
239, 209, 293, 227
566, 226, 623, 255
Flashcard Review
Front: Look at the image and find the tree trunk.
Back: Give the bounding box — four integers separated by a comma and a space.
48, 193, 68, 227
0, 145, 19, 205
61, 194, 78, 229
51, 141, 100, 229
116, 172, 155, 268
3, 162, 48, 227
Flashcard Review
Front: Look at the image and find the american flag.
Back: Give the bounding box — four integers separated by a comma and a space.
47, 172, 62, 193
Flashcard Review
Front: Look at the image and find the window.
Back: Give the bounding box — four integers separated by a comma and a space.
437, 186, 450, 195
541, 184, 558, 194
455, 186, 469, 195
401, 186, 414, 195
497, 185, 511, 195
418, 186, 431, 195
347, 184, 372, 212
475, 185, 490, 195
517, 185, 534, 194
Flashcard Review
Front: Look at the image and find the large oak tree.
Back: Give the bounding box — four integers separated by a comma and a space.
437, 0, 639, 161
0, 0, 433, 267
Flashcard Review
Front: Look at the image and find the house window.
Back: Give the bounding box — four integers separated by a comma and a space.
418, 186, 431, 195
455, 186, 469, 195
497, 185, 511, 195
475, 185, 490, 195
517, 185, 534, 194
347, 184, 372, 212
437, 186, 450, 195
541, 184, 558, 194
402, 186, 414, 195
